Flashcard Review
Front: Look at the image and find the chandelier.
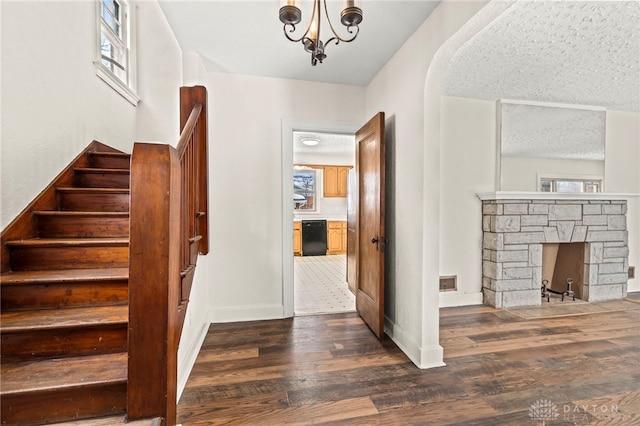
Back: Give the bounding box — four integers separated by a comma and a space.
279, 0, 363, 66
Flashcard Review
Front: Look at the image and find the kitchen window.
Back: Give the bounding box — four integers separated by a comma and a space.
293, 169, 317, 211
95, 0, 139, 105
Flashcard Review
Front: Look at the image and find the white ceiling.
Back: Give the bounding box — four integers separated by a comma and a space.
158, 0, 440, 86
158, 1, 640, 155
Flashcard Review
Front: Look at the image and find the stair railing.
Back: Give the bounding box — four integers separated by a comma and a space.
127, 86, 208, 425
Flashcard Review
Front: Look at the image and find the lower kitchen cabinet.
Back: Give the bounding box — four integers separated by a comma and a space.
293, 222, 302, 256
327, 221, 347, 254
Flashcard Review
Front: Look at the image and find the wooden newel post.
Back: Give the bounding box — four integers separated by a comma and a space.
128, 143, 181, 425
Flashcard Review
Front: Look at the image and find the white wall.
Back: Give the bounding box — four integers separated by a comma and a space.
439, 96, 496, 306
294, 150, 355, 166
501, 157, 605, 192
1, 0, 136, 228
135, 1, 183, 144
605, 110, 640, 292
0, 0, 183, 228
205, 72, 365, 321
365, 1, 492, 368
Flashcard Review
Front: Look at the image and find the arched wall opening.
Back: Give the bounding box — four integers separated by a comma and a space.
418, 0, 516, 367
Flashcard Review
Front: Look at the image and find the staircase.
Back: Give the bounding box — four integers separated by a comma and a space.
1, 144, 132, 425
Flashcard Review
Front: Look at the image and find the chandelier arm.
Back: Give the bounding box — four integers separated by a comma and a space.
332, 25, 360, 43
282, 23, 308, 43
322, 0, 360, 43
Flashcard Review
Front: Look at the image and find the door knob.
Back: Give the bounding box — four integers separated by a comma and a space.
371, 237, 378, 244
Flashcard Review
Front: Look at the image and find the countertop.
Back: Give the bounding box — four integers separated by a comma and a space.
293, 216, 347, 222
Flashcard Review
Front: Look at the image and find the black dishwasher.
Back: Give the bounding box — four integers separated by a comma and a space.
301, 220, 327, 256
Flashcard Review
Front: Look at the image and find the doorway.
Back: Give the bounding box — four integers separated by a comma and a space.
281, 119, 360, 318
292, 130, 356, 316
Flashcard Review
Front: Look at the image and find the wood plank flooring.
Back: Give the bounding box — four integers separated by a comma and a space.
177, 305, 640, 425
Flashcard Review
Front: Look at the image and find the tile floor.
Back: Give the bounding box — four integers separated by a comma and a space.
294, 254, 355, 316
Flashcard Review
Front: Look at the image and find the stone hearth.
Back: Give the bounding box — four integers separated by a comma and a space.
478, 193, 630, 308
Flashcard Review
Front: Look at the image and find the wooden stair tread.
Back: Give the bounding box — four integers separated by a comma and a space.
74, 168, 130, 174
0, 268, 129, 285
0, 305, 128, 332
89, 152, 130, 157
5, 237, 129, 248
56, 187, 130, 194
33, 211, 129, 217
0, 352, 127, 395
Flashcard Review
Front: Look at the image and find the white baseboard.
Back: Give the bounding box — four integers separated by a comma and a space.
177, 321, 209, 400
439, 291, 484, 308
384, 317, 446, 369
209, 304, 284, 323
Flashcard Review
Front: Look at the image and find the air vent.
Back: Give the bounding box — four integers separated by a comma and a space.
630, 266, 636, 279
439, 275, 457, 292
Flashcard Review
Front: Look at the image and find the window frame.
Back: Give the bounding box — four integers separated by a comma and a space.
94, 0, 139, 105
538, 174, 603, 193
293, 168, 321, 213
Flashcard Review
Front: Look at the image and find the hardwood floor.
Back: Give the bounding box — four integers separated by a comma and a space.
177, 305, 640, 425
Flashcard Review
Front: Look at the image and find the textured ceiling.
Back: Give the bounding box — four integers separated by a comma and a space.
443, 1, 640, 112
158, 0, 440, 86
501, 103, 606, 160
293, 132, 354, 154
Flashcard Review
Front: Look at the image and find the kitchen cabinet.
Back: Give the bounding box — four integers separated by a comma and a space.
326, 221, 347, 254
323, 166, 351, 198
293, 222, 302, 256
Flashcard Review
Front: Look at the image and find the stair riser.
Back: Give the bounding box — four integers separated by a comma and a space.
75, 173, 130, 189
9, 246, 129, 271
0, 382, 126, 426
89, 154, 131, 170
1, 324, 127, 363
57, 193, 129, 212
1, 281, 128, 311
36, 216, 130, 238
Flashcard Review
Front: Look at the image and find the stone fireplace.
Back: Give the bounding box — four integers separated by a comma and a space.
478, 193, 630, 308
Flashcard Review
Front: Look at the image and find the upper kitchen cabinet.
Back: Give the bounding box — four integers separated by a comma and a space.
323, 166, 351, 198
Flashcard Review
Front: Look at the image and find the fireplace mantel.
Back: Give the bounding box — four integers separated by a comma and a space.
477, 192, 640, 201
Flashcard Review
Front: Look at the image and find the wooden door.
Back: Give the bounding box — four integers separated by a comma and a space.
355, 112, 385, 338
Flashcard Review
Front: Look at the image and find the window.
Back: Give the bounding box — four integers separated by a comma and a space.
540, 178, 602, 193
293, 170, 317, 211
95, 0, 138, 104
